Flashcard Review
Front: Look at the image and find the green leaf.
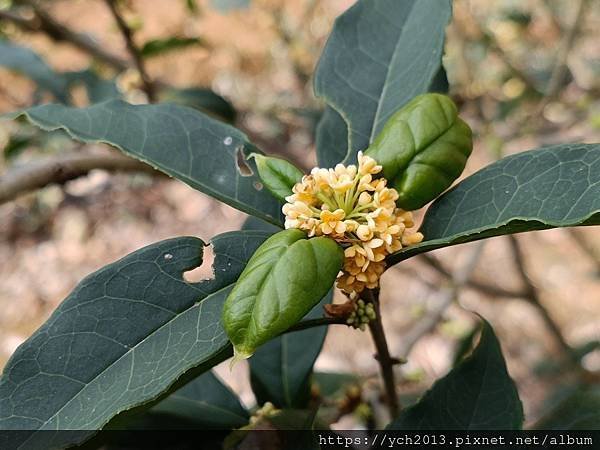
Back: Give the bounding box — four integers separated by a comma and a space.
387, 320, 524, 430
315, 106, 348, 168
250, 153, 303, 202
314, 0, 452, 164
223, 229, 343, 359
147, 371, 249, 428
534, 386, 600, 430
242, 215, 281, 233
0, 231, 270, 448
389, 144, 600, 265
0, 40, 69, 103
9, 99, 282, 225
365, 93, 473, 210
211, 0, 250, 12
141, 36, 205, 59
158, 87, 236, 123
249, 290, 332, 408
64, 69, 120, 103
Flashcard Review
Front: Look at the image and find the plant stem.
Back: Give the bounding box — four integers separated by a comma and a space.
364, 288, 400, 418
286, 316, 345, 333
104, 0, 156, 102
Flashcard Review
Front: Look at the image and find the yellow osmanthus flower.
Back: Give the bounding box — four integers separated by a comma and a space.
282, 152, 424, 295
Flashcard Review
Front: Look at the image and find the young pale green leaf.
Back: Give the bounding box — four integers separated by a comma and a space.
314, 0, 452, 165
387, 320, 524, 430
0, 40, 69, 103
0, 231, 270, 449
250, 153, 304, 202
223, 229, 343, 360
249, 290, 332, 408
389, 144, 600, 265
365, 93, 473, 210
9, 100, 282, 225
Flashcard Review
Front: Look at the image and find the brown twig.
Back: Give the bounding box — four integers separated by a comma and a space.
0, 152, 158, 204
0, 3, 129, 70
363, 288, 400, 418
418, 253, 528, 299
104, 0, 155, 101
506, 235, 577, 364
534, 0, 588, 115
398, 243, 486, 359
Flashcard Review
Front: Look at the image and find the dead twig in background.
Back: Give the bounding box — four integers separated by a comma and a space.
534, 0, 588, 115
104, 0, 155, 101
397, 242, 486, 359
506, 235, 578, 365
418, 253, 528, 299
0, 2, 129, 70
0, 152, 158, 204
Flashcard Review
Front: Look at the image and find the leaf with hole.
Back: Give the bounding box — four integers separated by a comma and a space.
387, 320, 523, 430
250, 153, 304, 202
314, 0, 452, 165
389, 144, 600, 265
0, 231, 270, 448
365, 93, 473, 210
222, 229, 343, 360
9, 100, 282, 225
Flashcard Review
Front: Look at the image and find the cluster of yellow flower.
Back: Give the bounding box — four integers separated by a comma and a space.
282, 152, 423, 295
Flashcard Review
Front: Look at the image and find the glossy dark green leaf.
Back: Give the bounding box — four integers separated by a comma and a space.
387, 320, 524, 430
0, 231, 270, 448
315, 106, 348, 168
147, 371, 249, 429
365, 93, 473, 210
534, 386, 600, 430
314, 0, 451, 165
250, 153, 303, 202
223, 229, 343, 360
140, 36, 205, 58
0, 40, 69, 103
388, 144, 600, 265
10, 100, 282, 225
249, 290, 332, 408
242, 215, 281, 233
158, 87, 236, 123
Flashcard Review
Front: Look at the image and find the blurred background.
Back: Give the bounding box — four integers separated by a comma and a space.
0, 0, 599, 428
